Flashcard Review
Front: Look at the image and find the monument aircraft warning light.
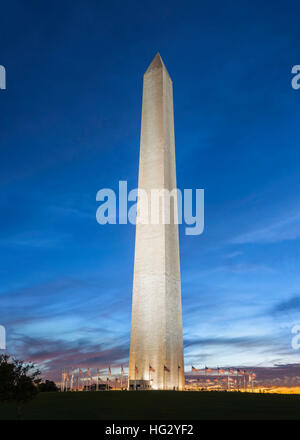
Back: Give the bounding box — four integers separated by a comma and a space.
129, 54, 184, 390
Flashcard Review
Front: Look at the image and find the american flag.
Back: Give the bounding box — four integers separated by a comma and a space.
205, 367, 213, 373
149, 365, 155, 372
121, 365, 124, 375
192, 366, 199, 372
135, 365, 139, 373
108, 366, 112, 376
164, 365, 170, 372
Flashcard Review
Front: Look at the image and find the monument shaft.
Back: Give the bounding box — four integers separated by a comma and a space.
129, 54, 184, 390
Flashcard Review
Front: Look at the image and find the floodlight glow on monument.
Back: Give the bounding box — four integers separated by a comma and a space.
129, 54, 184, 390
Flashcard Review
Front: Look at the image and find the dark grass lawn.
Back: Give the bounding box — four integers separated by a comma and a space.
1, 391, 300, 420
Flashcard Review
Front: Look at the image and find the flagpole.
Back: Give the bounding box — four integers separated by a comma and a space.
61, 370, 63, 392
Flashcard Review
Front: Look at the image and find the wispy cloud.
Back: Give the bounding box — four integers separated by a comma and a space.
184, 335, 276, 349
222, 263, 273, 273
272, 295, 300, 315
232, 211, 300, 244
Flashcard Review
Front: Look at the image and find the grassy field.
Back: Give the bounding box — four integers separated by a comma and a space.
1, 391, 300, 420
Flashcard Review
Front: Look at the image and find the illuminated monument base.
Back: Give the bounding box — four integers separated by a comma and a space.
128, 54, 185, 391
129, 380, 151, 391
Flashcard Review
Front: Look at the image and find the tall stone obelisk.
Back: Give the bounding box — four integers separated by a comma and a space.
129, 53, 184, 390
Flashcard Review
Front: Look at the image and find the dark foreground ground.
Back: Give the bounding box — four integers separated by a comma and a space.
1, 391, 300, 420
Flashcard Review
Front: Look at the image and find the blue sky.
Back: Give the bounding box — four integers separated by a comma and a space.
1, 0, 300, 379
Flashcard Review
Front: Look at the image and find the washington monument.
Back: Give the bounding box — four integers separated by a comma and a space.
129, 54, 184, 390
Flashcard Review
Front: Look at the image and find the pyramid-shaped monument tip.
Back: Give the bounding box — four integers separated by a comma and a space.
145, 53, 168, 74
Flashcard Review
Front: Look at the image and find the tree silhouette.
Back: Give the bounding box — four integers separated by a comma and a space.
0, 354, 41, 419
39, 380, 58, 392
